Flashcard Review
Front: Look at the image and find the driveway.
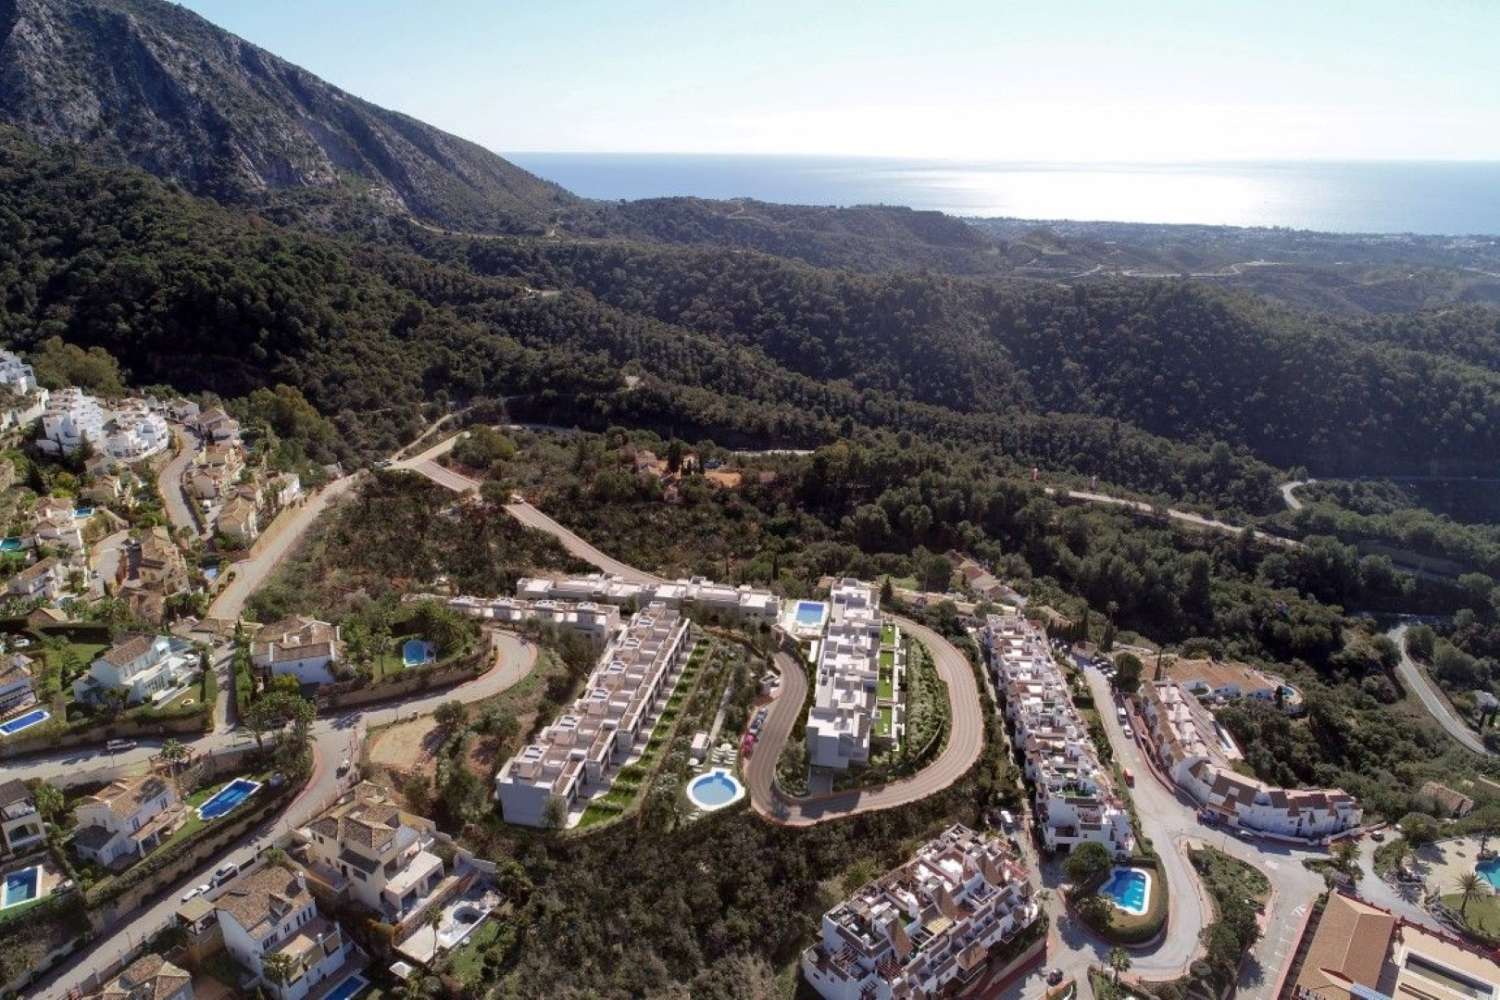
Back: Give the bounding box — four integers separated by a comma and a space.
1388, 623, 1489, 756
748, 617, 984, 825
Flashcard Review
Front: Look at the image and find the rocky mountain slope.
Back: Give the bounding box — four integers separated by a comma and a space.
0, 0, 575, 232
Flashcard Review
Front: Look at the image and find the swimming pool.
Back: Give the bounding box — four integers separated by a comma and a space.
320, 974, 368, 1000
794, 601, 826, 628
197, 778, 262, 820
687, 768, 745, 811
402, 638, 435, 667
2, 866, 39, 908
73, 507, 94, 519
1099, 866, 1151, 916
0, 709, 50, 736
0, 538, 21, 551
1479, 858, 1500, 891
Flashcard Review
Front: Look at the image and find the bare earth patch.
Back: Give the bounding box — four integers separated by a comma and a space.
368, 716, 445, 779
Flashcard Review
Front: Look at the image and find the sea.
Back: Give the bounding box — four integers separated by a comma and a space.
505, 154, 1500, 236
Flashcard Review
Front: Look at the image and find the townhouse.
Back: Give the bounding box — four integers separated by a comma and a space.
515, 573, 781, 624
0, 651, 37, 717
298, 782, 448, 924
71, 771, 183, 868
6, 555, 63, 602
252, 616, 342, 686
82, 953, 194, 1000
446, 595, 621, 646
189, 442, 245, 502
805, 579, 888, 770
801, 824, 1041, 1000
984, 613, 1134, 855
72, 633, 195, 705
37, 387, 105, 455
1139, 679, 1360, 840
37, 389, 169, 460
496, 602, 692, 827
0, 779, 45, 857
215, 864, 354, 1000
0, 349, 49, 432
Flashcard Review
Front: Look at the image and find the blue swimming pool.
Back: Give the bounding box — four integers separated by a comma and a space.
687, 769, 744, 811
1099, 866, 1151, 916
0, 709, 50, 736
794, 601, 826, 628
320, 974, 368, 1000
73, 507, 94, 518
197, 778, 261, 820
0, 537, 21, 551
1479, 858, 1500, 891
2, 866, 39, 908
402, 638, 435, 667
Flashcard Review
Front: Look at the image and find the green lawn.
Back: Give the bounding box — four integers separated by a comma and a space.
1445, 891, 1500, 938
876, 705, 894, 738
445, 916, 503, 985
878, 664, 895, 701
881, 622, 897, 646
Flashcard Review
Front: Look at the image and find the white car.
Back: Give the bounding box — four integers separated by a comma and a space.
1122, 725, 1134, 739
180, 883, 209, 902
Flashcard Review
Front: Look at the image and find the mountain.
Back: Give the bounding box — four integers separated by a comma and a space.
0, 0, 575, 232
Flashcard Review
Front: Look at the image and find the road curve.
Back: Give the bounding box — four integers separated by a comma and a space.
1389, 623, 1490, 756
749, 616, 984, 826
157, 429, 201, 539
504, 500, 665, 586
28, 631, 537, 998
744, 650, 809, 821
1279, 479, 1311, 511
1044, 486, 1302, 550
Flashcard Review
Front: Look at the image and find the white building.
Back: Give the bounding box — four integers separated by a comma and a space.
805, 579, 888, 770
300, 782, 446, 924
0, 349, 48, 431
446, 595, 621, 646
37, 387, 106, 455
515, 573, 780, 624
496, 603, 692, 827
801, 825, 1041, 1000
71, 771, 184, 867
1139, 679, 1360, 839
985, 614, 1134, 855
72, 633, 195, 705
214, 864, 354, 1000
6, 556, 63, 602
0, 349, 38, 396
102, 398, 170, 462
31, 498, 84, 552
252, 617, 342, 686
0, 779, 45, 857
0, 652, 36, 717
268, 472, 303, 509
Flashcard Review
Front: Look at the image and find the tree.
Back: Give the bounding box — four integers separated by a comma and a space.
1332, 838, 1358, 873
158, 738, 190, 798
1405, 624, 1436, 661
1109, 946, 1132, 984
32, 781, 64, 825
1457, 872, 1485, 918
1064, 841, 1113, 885
1113, 653, 1143, 693
1399, 812, 1440, 847
434, 700, 467, 730
261, 951, 298, 987
1387, 838, 1410, 873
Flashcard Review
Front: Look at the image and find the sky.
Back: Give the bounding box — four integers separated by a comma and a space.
179, 0, 1500, 162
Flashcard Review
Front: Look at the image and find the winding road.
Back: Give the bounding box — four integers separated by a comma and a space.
1389, 622, 1490, 756
1043, 486, 1302, 549
1279, 479, 1311, 511
746, 617, 984, 826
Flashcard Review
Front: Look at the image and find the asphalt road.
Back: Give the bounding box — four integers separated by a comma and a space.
28, 631, 537, 999
156, 429, 201, 539
1279, 479, 1311, 512
1044, 486, 1302, 550
748, 617, 984, 825
1389, 622, 1490, 756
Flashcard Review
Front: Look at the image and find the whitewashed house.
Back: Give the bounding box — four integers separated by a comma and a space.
0, 652, 37, 717
102, 398, 170, 461
71, 772, 184, 867
251, 617, 341, 686
0, 779, 44, 857
299, 782, 446, 923
72, 634, 194, 705
6, 556, 64, 602
214, 864, 354, 1000
37, 387, 106, 455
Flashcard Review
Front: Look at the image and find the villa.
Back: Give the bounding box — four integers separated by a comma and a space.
101, 398, 170, 462
515, 573, 781, 624
36, 389, 169, 461
805, 579, 892, 770
446, 594, 621, 646
801, 824, 1041, 1000
1165, 657, 1304, 714
496, 602, 692, 827
268, 472, 303, 509
72, 633, 195, 705
217, 495, 260, 546
252, 616, 342, 686
984, 613, 1134, 855
71, 771, 184, 868
31, 498, 85, 552
7, 556, 65, 602
214, 864, 356, 1000
0, 652, 36, 717
194, 407, 241, 444
82, 953, 194, 1000
1139, 679, 1361, 840
298, 782, 448, 925
0, 779, 44, 857
189, 442, 245, 501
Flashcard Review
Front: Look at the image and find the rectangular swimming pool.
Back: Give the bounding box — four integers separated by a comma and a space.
197, 778, 262, 820
2, 866, 39, 908
794, 601, 826, 628
320, 973, 368, 1000
0, 709, 50, 736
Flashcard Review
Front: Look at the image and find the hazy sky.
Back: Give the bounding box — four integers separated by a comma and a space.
180, 0, 1500, 161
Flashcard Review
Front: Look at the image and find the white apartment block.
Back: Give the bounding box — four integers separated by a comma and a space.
299, 782, 446, 924
985, 614, 1134, 855
72, 633, 195, 705
0, 349, 38, 395
805, 579, 885, 770
515, 573, 780, 624
215, 864, 353, 1000
496, 603, 692, 827
37, 387, 106, 455
71, 771, 183, 867
1140, 680, 1361, 839
0, 349, 48, 431
801, 824, 1041, 1000
103, 397, 171, 462
447, 594, 621, 646
37, 388, 169, 460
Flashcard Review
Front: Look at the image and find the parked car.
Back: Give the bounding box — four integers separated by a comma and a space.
211, 862, 239, 887
104, 738, 137, 753
337, 758, 351, 776
1122, 725, 1134, 740
1370, 829, 1385, 842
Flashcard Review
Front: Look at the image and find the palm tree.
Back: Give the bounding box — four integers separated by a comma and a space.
1457, 872, 1486, 918
1388, 837, 1410, 873
261, 951, 298, 987
399, 973, 434, 1000
1109, 946, 1131, 984
158, 738, 189, 799
32, 781, 64, 826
